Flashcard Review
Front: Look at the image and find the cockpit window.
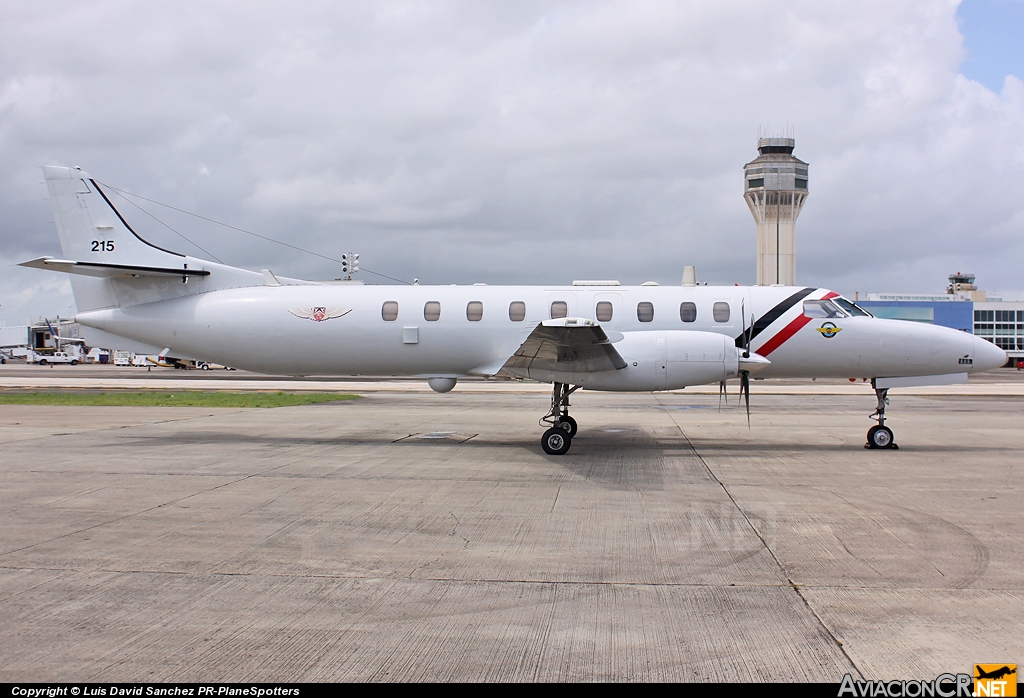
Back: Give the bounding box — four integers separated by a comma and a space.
833, 297, 872, 317
803, 300, 846, 319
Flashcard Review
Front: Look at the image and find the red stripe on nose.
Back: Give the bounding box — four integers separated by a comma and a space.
756, 313, 813, 356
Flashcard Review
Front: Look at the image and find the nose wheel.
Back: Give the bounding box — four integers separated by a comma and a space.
541, 428, 572, 455
866, 382, 899, 449
540, 382, 579, 454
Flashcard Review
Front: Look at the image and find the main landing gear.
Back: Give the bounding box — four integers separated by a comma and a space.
866, 379, 899, 450
540, 382, 579, 455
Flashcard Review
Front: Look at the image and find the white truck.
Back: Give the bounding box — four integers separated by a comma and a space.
113, 350, 132, 366
196, 361, 236, 371
30, 350, 80, 366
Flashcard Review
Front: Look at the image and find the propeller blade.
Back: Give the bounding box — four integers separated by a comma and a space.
718, 380, 728, 410
740, 301, 749, 357
741, 371, 750, 428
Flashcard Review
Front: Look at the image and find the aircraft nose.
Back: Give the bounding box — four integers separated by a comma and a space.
970, 335, 1007, 372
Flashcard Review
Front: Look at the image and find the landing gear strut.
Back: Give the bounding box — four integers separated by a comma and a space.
541, 382, 579, 455
866, 379, 898, 450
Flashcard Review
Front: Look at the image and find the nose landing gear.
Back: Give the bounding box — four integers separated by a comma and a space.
866, 380, 899, 449
540, 382, 579, 454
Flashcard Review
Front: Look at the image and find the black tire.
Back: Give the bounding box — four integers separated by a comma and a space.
867, 425, 895, 449
556, 415, 578, 437
70, 360, 78, 366
39, 359, 48, 366
541, 427, 572, 455
201, 364, 210, 370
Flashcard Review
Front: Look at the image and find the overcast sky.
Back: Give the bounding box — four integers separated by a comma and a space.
2, 0, 1022, 325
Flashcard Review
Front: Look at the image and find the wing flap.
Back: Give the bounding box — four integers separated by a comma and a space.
501, 318, 627, 378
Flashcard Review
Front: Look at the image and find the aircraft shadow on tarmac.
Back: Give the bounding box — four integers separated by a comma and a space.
115, 426, 671, 490
114, 426, 1018, 462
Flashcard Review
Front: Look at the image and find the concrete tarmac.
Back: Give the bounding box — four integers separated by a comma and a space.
1, 372, 1022, 681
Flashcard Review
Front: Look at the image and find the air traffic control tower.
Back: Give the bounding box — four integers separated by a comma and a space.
743, 138, 808, 286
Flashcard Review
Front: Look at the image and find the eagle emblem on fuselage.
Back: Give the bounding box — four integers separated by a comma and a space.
289, 307, 351, 322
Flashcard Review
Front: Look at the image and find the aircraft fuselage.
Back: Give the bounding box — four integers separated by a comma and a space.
74, 282, 1005, 386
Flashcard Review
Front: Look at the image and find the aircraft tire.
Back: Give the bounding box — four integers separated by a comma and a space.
557, 416, 578, 437
541, 428, 572, 455
867, 425, 895, 449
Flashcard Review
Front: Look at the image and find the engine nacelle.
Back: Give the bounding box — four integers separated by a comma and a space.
528, 330, 740, 391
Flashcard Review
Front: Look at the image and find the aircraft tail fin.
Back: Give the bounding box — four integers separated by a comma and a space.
43, 165, 187, 268
35, 166, 273, 313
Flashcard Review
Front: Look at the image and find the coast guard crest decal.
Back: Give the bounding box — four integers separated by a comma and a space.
817, 321, 842, 338
289, 307, 351, 322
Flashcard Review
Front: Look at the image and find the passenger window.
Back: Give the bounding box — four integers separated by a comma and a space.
637, 302, 654, 323
424, 301, 441, 321
550, 301, 568, 319
381, 301, 399, 322
596, 301, 613, 322
679, 302, 697, 323
509, 301, 526, 322
713, 302, 731, 323
466, 301, 483, 322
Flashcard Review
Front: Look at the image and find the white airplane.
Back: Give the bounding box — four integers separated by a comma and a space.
21, 166, 1007, 454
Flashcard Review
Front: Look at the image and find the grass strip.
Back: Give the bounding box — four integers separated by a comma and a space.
0, 391, 361, 408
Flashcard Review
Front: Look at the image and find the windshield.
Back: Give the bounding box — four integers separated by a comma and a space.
803, 300, 846, 319
833, 297, 873, 317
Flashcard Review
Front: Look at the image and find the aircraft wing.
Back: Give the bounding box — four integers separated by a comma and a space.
501, 318, 627, 377
19, 257, 209, 278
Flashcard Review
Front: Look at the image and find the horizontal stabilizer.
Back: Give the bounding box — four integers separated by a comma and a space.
19, 257, 209, 278
502, 318, 627, 377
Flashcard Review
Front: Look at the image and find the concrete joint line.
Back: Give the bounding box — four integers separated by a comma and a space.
654, 394, 864, 679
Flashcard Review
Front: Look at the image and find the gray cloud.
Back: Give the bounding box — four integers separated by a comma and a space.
2, 0, 1023, 324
